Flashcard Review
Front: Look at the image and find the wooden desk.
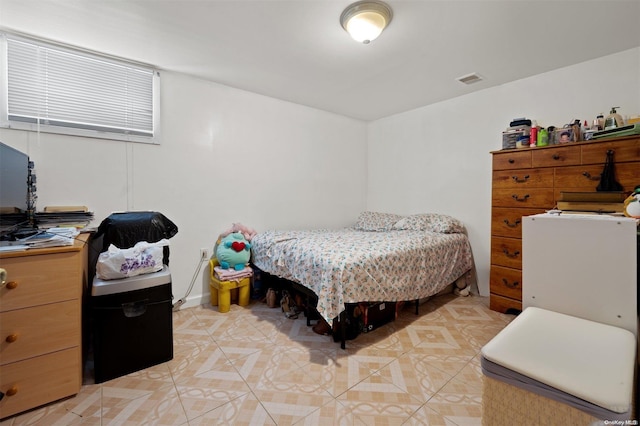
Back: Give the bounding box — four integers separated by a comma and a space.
0, 233, 88, 419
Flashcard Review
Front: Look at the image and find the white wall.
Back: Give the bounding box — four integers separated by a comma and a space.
367, 47, 640, 296
3, 48, 638, 305
0, 71, 368, 308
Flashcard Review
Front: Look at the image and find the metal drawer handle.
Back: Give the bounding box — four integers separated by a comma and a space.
508, 158, 515, 164
502, 249, 520, 258
511, 175, 530, 183
5, 334, 18, 343
0, 268, 6, 285
502, 278, 520, 289
552, 154, 560, 160
503, 219, 521, 228
582, 171, 601, 181
511, 194, 530, 202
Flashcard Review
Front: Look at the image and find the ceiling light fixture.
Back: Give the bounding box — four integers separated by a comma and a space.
340, 1, 393, 44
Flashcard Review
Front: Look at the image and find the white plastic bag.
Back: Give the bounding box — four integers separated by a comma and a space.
96, 239, 169, 280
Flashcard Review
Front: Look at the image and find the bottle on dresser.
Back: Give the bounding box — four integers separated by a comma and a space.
529, 120, 538, 147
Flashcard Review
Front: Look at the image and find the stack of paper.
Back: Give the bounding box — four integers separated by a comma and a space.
18, 227, 79, 248
35, 207, 94, 229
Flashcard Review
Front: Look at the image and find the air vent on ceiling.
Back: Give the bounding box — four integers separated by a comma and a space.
456, 72, 483, 85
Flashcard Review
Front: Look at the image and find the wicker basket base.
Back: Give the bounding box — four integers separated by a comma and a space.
482, 376, 600, 426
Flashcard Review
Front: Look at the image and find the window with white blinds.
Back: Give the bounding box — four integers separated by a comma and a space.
1, 33, 160, 143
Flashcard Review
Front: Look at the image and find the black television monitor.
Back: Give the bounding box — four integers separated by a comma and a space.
0, 141, 30, 235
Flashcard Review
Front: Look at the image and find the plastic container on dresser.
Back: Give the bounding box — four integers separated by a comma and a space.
0, 234, 89, 420
489, 136, 640, 314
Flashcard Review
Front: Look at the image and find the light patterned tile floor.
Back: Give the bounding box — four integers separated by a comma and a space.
0, 293, 514, 426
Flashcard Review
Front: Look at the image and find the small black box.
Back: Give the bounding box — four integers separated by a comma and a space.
359, 301, 397, 333
91, 267, 173, 383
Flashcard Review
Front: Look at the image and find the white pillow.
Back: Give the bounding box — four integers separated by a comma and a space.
354, 211, 404, 231
393, 213, 465, 234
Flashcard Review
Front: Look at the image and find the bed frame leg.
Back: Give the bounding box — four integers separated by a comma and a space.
414, 299, 419, 315
340, 310, 346, 350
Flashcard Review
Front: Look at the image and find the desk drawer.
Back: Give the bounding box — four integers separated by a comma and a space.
0, 252, 80, 312
0, 300, 79, 365
0, 348, 80, 419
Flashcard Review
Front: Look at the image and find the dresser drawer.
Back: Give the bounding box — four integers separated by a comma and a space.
489, 294, 522, 315
491, 208, 546, 238
491, 237, 522, 269
0, 347, 81, 419
0, 252, 81, 312
490, 265, 522, 300
491, 188, 554, 209
532, 146, 581, 168
492, 168, 554, 189
554, 162, 640, 199
581, 138, 640, 164
492, 150, 532, 170
0, 300, 80, 365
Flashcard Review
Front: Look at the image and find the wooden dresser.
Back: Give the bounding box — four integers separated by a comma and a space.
0, 233, 88, 419
490, 136, 640, 314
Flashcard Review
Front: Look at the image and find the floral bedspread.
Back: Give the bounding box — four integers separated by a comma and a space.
251, 228, 473, 322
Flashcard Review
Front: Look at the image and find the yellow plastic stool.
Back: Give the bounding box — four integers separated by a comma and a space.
209, 259, 251, 313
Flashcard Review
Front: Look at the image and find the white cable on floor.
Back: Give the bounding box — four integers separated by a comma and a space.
172, 255, 206, 311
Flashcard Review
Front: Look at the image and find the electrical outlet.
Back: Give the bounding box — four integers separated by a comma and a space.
200, 248, 209, 260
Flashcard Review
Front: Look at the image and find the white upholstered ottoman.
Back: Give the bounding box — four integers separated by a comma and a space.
481, 307, 636, 425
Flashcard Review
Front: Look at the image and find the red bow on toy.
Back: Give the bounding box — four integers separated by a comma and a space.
231, 241, 246, 252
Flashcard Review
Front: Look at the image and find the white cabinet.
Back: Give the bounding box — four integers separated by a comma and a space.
522, 214, 637, 337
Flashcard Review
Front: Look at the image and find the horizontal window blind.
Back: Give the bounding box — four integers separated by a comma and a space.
5, 34, 156, 139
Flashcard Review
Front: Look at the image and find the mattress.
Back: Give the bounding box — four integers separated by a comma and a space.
251, 228, 473, 322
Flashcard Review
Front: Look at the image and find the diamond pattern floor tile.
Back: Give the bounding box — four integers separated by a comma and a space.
0, 294, 514, 425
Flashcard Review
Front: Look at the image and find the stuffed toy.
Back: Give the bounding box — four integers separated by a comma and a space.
219, 222, 257, 242
623, 186, 640, 218
216, 232, 251, 270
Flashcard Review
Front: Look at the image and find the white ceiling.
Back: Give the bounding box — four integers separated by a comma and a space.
1, 0, 639, 121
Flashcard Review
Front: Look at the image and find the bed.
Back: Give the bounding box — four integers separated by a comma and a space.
251, 212, 474, 326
